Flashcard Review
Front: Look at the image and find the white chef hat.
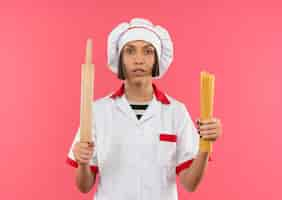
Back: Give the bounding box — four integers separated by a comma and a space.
107, 18, 174, 79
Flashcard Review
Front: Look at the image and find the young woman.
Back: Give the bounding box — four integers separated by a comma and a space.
67, 18, 222, 200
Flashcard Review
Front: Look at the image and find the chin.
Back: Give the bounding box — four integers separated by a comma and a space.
129, 76, 146, 85
132, 78, 143, 85
127, 74, 152, 84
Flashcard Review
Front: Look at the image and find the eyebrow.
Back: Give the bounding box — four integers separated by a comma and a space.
124, 44, 154, 49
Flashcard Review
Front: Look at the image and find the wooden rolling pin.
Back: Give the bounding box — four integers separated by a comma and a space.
80, 39, 94, 142
199, 71, 215, 153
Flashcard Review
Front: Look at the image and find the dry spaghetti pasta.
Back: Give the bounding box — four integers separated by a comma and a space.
200, 71, 215, 153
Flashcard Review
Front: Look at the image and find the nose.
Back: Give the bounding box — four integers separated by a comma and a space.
134, 52, 145, 65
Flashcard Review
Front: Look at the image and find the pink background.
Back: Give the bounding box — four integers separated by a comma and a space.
0, 0, 281, 199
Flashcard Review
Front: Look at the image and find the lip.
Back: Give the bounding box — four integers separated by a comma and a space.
132, 69, 146, 76
132, 68, 146, 73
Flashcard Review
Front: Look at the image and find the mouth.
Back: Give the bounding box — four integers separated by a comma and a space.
132, 69, 146, 77
132, 68, 146, 73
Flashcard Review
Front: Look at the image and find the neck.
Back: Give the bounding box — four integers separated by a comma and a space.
124, 79, 153, 102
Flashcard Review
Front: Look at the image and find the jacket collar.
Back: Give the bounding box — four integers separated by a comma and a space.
110, 83, 170, 104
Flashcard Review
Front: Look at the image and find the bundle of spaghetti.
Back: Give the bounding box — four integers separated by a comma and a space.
200, 71, 215, 153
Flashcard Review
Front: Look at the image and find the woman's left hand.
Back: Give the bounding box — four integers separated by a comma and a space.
196, 118, 222, 142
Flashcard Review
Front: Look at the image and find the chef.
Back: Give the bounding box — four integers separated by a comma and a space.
66, 18, 222, 200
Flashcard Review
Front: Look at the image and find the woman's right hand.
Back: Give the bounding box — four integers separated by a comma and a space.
73, 141, 95, 166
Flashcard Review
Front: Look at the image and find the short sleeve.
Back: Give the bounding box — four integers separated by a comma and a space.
175, 103, 212, 176
65, 127, 99, 174
175, 103, 199, 175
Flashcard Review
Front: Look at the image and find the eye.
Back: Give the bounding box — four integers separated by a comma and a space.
125, 48, 135, 55
144, 48, 154, 55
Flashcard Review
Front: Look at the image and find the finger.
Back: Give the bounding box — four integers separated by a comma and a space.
202, 134, 218, 141
199, 130, 217, 135
88, 144, 95, 151
80, 143, 95, 151
80, 154, 92, 160
197, 118, 217, 125
79, 151, 93, 159
79, 149, 93, 156
79, 142, 91, 148
198, 124, 217, 131
88, 143, 94, 148
73, 149, 90, 161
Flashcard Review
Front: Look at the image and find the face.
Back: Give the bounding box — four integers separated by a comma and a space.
121, 40, 156, 83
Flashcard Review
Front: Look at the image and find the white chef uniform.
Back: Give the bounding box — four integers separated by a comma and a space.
66, 83, 201, 200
